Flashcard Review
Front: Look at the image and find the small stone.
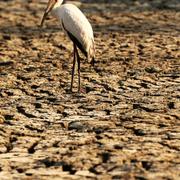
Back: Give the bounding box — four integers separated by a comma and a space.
68, 121, 84, 131
134, 129, 146, 136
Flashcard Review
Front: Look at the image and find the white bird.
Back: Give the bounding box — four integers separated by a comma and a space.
40, 0, 95, 92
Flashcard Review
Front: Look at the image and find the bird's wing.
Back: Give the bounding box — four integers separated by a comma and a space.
59, 4, 94, 51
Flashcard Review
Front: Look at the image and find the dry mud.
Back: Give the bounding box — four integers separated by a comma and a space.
0, 0, 180, 179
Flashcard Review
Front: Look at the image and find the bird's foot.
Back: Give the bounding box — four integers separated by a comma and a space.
78, 87, 86, 94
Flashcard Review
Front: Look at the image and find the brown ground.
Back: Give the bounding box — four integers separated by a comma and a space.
0, 0, 180, 179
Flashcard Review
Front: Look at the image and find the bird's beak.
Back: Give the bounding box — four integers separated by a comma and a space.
40, 0, 56, 27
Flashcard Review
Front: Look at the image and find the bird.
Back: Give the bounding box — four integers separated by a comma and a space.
40, 0, 95, 93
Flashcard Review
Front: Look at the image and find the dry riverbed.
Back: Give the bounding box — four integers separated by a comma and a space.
0, 0, 180, 179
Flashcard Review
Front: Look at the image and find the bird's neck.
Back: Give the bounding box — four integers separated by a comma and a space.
54, 0, 63, 8
52, 0, 63, 17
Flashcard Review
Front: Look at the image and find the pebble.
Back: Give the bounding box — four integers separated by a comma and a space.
68, 121, 85, 131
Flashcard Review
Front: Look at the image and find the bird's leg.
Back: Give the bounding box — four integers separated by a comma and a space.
70, 43, 76, 92
75, 46, 81, 93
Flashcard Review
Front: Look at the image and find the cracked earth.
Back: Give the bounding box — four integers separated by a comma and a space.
0, 0, 180, 179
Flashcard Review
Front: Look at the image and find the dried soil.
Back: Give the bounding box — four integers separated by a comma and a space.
0, 0, 180, 179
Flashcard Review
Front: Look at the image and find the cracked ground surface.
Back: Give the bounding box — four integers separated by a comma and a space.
0, 0, 180, 179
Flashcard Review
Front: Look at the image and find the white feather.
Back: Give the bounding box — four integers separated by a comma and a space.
52, 3, 94, 58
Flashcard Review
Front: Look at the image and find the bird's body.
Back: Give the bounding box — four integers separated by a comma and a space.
40, 0, 95, 92
53, 4, 95, 60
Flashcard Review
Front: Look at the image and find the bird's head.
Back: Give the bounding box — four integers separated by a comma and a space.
40, 0, 63, 27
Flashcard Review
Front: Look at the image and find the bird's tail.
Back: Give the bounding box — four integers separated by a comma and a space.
88, 38, 95, 66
